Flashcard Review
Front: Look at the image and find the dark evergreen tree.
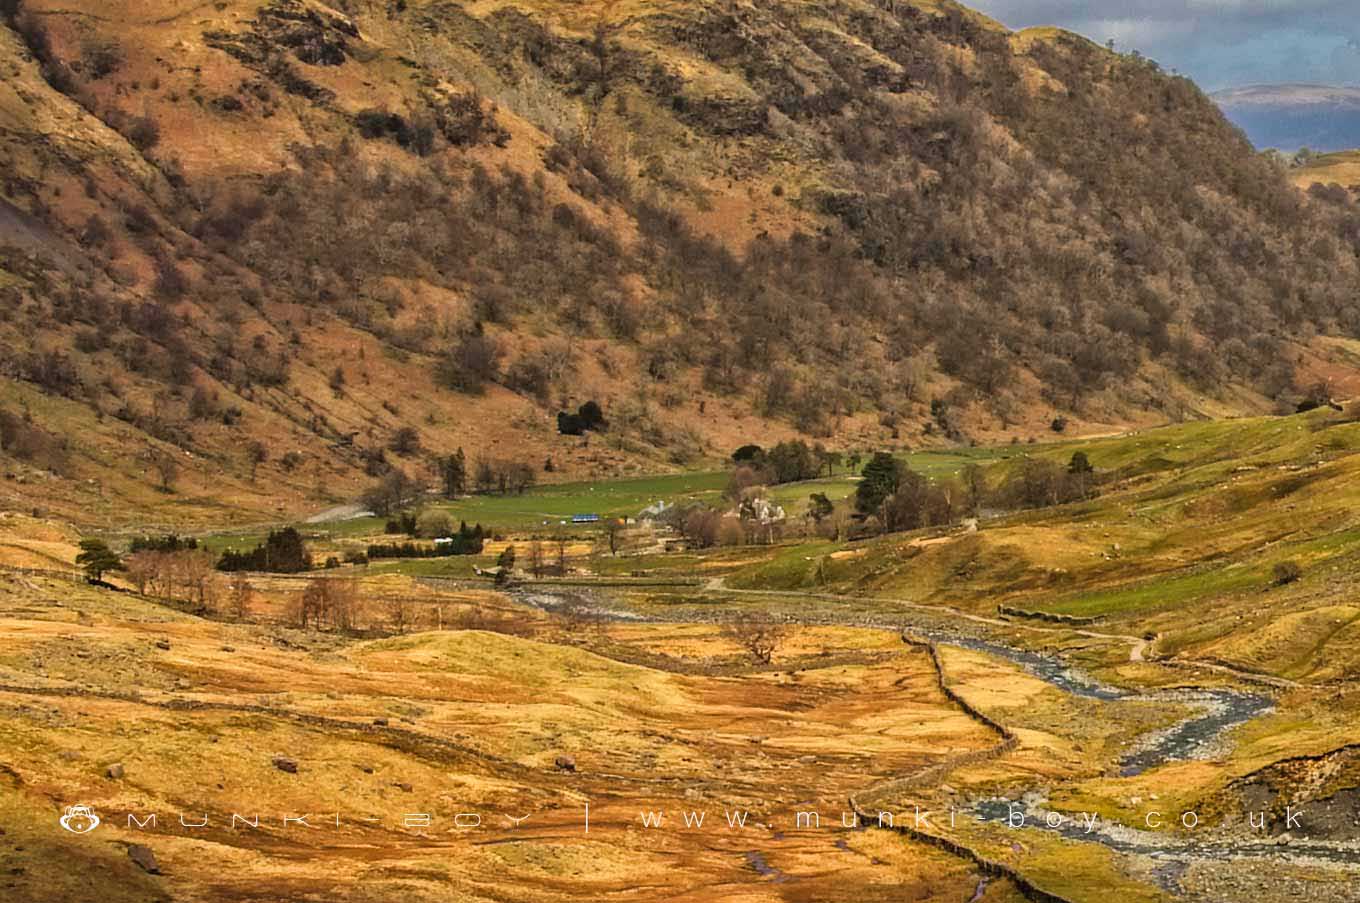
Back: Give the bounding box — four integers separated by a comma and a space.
855, 452, 904, 516
217, 528, 311, 573
77, 539, 123, 582
441, 448, 468, 498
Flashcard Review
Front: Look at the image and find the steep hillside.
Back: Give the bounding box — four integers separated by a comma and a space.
3, 0, 1360, 527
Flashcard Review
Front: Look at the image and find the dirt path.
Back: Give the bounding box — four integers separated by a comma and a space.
303, 503, 371, 524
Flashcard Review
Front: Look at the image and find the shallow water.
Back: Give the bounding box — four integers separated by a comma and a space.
517, 588, 1351, 878
515, 588, 1349, 875
911, 629, 1274, 776
971, 799, 1360, 869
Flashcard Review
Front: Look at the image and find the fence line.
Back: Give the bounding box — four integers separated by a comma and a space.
997, 605, 1102, 627
0, 563, 82, 583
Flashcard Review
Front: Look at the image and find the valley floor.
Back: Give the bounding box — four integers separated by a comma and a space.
7, 409, 1360, 900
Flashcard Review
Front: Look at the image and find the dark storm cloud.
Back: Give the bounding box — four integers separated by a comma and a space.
969, 0, 1360, 90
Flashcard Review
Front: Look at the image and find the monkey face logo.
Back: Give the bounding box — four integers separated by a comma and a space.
59, 805, 101, 834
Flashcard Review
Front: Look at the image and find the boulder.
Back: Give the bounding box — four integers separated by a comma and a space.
271, 756, 299, 774
127, 844, 160, 874
554, 755, 576, 773
106, 763, 125, 780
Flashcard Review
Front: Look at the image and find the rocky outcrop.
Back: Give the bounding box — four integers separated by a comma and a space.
271, 755, 299, 774
126, 843, 160, 875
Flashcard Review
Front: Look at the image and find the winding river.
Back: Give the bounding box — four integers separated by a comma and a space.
510, 586, 1360, 879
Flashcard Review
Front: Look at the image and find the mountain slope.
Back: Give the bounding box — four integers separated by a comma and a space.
2, 0, 1360, 526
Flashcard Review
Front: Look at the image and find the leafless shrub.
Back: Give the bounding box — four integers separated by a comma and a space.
289, 578, 362, 630
721, 612, 789, 665
226, 574, 255, 620
381, 595, 417, 634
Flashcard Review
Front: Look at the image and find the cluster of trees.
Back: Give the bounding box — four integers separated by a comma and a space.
473, 458, 537, 495
852, 453, 961, 534
129, 534, 199, 553
216, 527, 311, 573
362, 452, 539, 522
361, 469, 425, 518
666, 501, 790, 549
995, 454, 1095, 510
76, 536, 256, 618
281, 583, 532, 636
522, 535, 573, 578
383, 511, 423, 536
437, 328, 504, 395
287, 578, 361, 631
382, 508, 467, 539
849, 449, 1098, 535
366, 522, 486, 560
668, 446, 1104, 549
557, 400, 607, 436
728, 440, 849, 492
124, 546, 220, 608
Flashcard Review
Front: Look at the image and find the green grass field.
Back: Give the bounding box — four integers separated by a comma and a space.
193, 444, 1031, 553
126, 406, 1360, 684
427, 470, 731, 529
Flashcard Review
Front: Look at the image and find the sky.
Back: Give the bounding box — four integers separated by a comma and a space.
967, 1, 1360, 92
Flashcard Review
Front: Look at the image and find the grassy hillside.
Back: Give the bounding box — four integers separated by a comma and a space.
1290, 149, 1360, 194
106, 402, 1360, 692
3, 0, 1360, 525
9, 417, 1360, 898
0, 570, 1039, 902
704, 407, 1360, 685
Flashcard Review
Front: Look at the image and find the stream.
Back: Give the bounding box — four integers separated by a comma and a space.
512, 588, 1360, 879
918, 629, 1360, 877
926, 632, 1275, 776
514, 587, 1272, 774
971, 797, 1360, 868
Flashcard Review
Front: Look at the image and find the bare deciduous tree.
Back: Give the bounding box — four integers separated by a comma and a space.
124, 550, 159, 595
721, 613, 789, 665
557, 597, 605, 637
554, 533, 568, 576
603, 519, 624, 556
289, 578, 361, 631
179, 549, 219, 611
150, 449, 180, 493
226, 574, 255, 620
383, 595, 417, 634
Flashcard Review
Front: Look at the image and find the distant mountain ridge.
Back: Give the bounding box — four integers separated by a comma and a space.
1212, 84, 1360, 152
